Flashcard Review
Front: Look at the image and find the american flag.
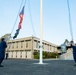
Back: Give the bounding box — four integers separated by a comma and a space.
18, 6, 25, 29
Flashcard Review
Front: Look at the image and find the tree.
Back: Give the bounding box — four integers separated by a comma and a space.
0, 33, 11, 41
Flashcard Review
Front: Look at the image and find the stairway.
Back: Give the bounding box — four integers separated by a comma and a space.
60, 49, 73, 60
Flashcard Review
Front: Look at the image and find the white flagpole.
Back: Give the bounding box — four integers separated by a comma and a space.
39, 0, 43, 64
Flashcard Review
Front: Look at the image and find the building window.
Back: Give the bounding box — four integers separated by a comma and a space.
8, 44, 10, 49
53, 46, 55, 51
48, 45, 49, 50
11, 51, 13, 57
21, 42, 23, 48
45, 44, 47, 50
36, 42, 38, 48
16, 52, 17, 58
20, 51, 22, 58
43, 44, 44, 49
16, 42, 18, 48
8, 43, 11, 49
12, 43, 14, 48
50, 45, 51, 50
26, 52, 27, 58
26, 41, 28, 48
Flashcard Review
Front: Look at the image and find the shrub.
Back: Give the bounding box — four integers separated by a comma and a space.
34, 51, 39, 59
50, 52, 59, 58
33, 51, 59, 59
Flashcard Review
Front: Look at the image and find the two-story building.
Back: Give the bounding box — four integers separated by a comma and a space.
6, 36, 58, 59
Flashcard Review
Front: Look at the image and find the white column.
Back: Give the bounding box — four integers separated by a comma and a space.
39, 0, 43, 64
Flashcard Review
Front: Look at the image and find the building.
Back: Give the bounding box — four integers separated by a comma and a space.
57, 44, 73, 60
6, 36, 58, 59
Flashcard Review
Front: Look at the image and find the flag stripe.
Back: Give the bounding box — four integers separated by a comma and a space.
13, 6, 25, 39
18, 6, 24, 29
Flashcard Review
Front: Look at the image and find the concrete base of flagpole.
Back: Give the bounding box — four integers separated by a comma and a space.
34, 62, 48, 65
39, 62, 44, 64
33, 63, 48, 65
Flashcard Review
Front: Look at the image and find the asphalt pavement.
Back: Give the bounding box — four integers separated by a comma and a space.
0, 59, 76, 75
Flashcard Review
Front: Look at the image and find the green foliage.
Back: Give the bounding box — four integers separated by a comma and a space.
34, 51, 59, 59
0, 33, 11, 41
34, 55, 39, 59
50, 52, 58, 58
34, 51, 39, 59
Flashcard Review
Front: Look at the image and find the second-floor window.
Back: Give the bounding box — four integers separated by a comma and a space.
48, 45, 49, 50
21, 42, 23, 48
50, 45, 51, 50
26, 41, 28, 48
36, 42, 38, 48
16, 42, 18, 48
8, 43, 10, 49
12, 43, 14, 48
42, 44, 44, 49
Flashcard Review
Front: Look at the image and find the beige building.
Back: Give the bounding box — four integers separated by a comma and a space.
6, 36, 59, 59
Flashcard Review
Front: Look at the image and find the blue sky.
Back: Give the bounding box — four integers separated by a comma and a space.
0, 0, 76, 45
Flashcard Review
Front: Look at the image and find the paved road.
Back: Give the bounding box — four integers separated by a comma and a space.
0, 59, 76, 75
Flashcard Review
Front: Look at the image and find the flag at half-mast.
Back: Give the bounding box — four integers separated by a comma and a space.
18, 6, 25, 29
13, 6, 25, 39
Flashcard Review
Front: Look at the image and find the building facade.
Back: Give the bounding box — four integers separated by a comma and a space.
6, 36, 58, 59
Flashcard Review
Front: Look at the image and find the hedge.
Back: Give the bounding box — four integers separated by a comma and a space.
34, 51, 59, 59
